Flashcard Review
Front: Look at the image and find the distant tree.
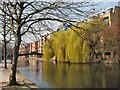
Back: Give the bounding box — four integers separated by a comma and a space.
79, 19, 107, 60
100, 25, 118, 57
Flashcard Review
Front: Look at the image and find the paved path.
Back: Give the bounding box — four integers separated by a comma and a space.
0, 61, 39, 90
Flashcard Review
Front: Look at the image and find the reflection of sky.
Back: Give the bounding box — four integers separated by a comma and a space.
0, 1, 119, 42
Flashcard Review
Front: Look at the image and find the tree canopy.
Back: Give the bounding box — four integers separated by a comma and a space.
43, 19, 106, 63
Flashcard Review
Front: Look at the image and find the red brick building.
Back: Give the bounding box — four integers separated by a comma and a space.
19, 39, 43, 58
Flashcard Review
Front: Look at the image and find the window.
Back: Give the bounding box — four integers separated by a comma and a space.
103, 17, 109, 25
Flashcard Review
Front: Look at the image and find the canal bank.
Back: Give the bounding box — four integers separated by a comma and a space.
0, 62, 39, 90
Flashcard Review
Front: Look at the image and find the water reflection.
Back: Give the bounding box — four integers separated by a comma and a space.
18, 61, 119, 88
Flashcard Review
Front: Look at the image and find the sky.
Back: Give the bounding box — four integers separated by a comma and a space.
98, 1, 119, 9
0, 1, 119, 43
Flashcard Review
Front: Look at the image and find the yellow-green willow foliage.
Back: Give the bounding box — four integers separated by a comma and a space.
51, 31, 67, 62
43, 39, 54, 61
82, 41, 91, 62
43, 19, 106, 63
65, 28, 85, 63
43, 28, 91, 63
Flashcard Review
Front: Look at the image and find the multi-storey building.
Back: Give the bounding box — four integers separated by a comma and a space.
19, 38, 44, 58
98, 6, 120, 27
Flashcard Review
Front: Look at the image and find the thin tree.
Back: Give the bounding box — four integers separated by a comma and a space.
0, 2, 12, 69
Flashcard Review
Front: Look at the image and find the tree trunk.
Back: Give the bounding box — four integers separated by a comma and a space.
11, 56, 13, 64
90, 44, 96, 61
3, 42, 7, 69
8, 37, 21, 86
3, 4, 7, 69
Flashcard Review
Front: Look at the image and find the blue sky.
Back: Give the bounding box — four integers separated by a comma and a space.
90, 1, 119, 15
98, 2, 119, 9
0, 1, 119, 43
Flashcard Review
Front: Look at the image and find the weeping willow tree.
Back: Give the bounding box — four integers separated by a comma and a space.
43, 19, 106, 63
51, 31, 67, 62
43, 39, 54, 61
65, 28, 85, 63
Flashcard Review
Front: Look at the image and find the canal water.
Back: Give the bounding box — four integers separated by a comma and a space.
18, 61, 120, 88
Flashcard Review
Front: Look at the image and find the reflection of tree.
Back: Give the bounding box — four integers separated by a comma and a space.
27, 62, 119, 88
36, 60, 39, 72
101, 65, 106, 88
90, 64, 119, 88
43, 63, 92, 88
35, 60, 39, 80
118, 67, 120, 88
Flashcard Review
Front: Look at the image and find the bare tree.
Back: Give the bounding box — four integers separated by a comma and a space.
0, 2, 13, 69
0, 1, 95, 86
